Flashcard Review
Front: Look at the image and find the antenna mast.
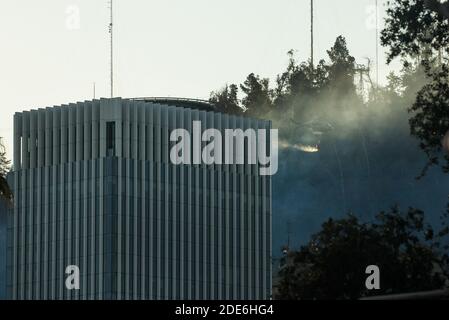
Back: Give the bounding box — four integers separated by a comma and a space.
109, 0, 114, 98
310, 0, 314, 68
375, 0, 379, 87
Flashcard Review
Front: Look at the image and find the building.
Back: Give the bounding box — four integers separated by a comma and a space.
0, 197, 8, 300
7, 97, 272, 300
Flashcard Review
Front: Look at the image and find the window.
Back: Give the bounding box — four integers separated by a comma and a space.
106, 122, 116, 156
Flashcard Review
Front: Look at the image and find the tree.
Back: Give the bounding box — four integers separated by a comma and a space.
381, 0, 449, 64
209, 84, 243, 115
326, 36, 356, 95
0, 137, 12, 201
381, 0, 449, 176
272, 50, 299, 109
240, 73, 273, 117
273, 37, 356, 112
276, 207, 449, 300
211, 36, 357, 121
272, 50, 328, 117
409, 63, 449, 176
385, 71, 402, 96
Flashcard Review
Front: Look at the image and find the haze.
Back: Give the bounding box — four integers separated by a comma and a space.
0, 0, 398, 155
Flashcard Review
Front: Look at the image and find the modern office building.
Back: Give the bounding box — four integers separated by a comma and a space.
6, 97, 272, 300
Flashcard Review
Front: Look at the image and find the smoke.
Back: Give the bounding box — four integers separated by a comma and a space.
266, 67, 449, 256
444, 130, 449, 153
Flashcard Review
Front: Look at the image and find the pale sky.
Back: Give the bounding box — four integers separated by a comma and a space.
0, 0, 400, 156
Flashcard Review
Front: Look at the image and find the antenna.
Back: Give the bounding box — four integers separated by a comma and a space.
310, 0, 314, 68
93, 82, 96, 99
109, 0, 114, 98
375, 0, 379, 87
355, 59, 373, 101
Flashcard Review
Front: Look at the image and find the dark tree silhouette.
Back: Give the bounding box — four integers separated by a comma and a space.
0, 138, 11, 201
381, 0, 449, 176
239, 73, 273, 117
209, 84, 243, 115
276, 207, 449, 300
381, 0, 449, 64
409, 63, 449, 176
326, 36, 356, 95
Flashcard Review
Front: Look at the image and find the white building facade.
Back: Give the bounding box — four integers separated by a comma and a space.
7, 98, 272, 300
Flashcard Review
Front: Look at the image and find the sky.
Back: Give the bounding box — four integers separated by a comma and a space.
0, 0, 400, 156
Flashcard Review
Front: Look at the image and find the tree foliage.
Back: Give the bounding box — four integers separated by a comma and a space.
409, 63, 449, 176
381, 0, 449, 64
381, 0, 449, 176
276, 207, 449, 300
326, 36, 356, 95
209, 35, 358, 121
239, 73, 273, 117
0, 138, 12, 201
209, 84, 243, 115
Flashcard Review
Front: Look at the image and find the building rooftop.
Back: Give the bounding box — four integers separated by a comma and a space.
130, 97, 216, 112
